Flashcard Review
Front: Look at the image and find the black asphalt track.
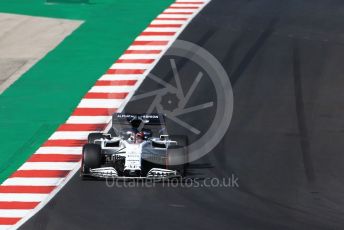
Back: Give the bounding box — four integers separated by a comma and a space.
21, 0, 344, 229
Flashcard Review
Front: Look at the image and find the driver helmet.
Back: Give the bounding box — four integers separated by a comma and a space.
135, 131, 145, 143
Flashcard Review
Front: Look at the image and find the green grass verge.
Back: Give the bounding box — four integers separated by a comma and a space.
0, 0, 173, 183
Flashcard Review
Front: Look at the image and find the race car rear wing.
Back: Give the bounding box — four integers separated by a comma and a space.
112, 113, 166, 126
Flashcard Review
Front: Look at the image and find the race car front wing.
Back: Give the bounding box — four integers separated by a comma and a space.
85, 167, 179, 180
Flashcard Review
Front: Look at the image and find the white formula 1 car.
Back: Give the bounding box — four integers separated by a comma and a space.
80, 113, 188, 179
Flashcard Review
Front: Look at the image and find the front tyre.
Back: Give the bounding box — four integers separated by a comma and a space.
81, 144, 101, 177
166, 135, 188, 177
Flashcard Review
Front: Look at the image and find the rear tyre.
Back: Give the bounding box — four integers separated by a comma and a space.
81, 144, 102, 177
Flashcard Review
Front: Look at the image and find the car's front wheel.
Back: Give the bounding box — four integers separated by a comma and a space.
81, 144, 101, 178
166, 135, 188, 177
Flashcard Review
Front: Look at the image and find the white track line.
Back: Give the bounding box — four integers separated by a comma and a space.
89, 86, 136, 93
19, 162, 79, 171
155, 14, 191, 18
164, 9, 196, 13
66, 116, 111, 124
0, 226, 12, 230
35, 147, 82, 154
99, 74, 140, 81
135, 36, 174, 41
49, 132, 90, 140
2, 178, 64, 186
0, 194, 48, 202
127, 45, 165, 50
171, 4, 202, 7
77, 99, 124, 108
176, 0, 203, 2
144, 28, 180, 32
110, 63, 151, 69
0, 210, 30, 218
151, 20, 188, 24
119, 53, 162, 59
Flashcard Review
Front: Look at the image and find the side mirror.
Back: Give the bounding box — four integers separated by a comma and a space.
159, 135, 169, 140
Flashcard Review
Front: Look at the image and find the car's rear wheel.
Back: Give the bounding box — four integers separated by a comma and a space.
81, 144, 102, 177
